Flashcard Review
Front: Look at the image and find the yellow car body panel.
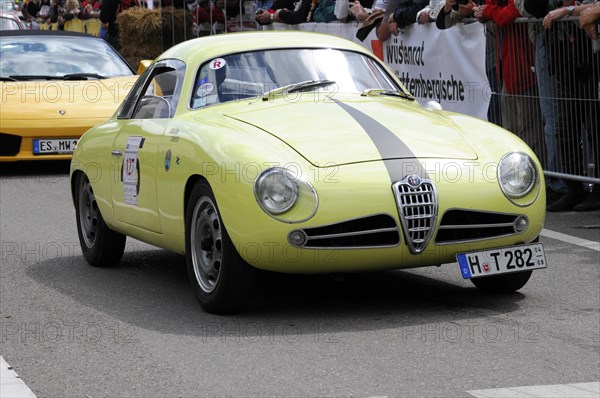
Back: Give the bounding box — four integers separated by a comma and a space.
71, 31, 546, 275
0, 76, 136, 161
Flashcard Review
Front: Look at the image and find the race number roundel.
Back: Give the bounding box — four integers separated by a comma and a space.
209, 58, 226, 70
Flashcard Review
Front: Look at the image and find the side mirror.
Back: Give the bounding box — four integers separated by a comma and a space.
136, 60, 153, 75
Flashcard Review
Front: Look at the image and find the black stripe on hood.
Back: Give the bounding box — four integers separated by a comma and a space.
335, 101, 429, 183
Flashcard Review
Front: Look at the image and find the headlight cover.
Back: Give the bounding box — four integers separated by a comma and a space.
498, 152, 536, 199
254, 167, 318, 223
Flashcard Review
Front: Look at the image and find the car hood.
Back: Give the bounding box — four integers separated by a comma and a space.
225, 96, 478, 166
0, 76, 136, 120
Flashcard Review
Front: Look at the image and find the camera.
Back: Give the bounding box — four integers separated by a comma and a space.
452, 0, 470, 11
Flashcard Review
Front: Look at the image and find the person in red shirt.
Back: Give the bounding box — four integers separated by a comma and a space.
194, 0, 225, 36
474, 0, 543, 159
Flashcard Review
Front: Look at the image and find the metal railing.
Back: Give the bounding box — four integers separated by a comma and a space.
496, 17, 600, 185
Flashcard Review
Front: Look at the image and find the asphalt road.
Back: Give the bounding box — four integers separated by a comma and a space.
1, 161, 598, 397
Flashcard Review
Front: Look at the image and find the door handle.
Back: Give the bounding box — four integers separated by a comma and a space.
111, 150, 122, 157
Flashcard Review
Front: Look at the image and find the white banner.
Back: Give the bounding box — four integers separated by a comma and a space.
270, 22, 488, 120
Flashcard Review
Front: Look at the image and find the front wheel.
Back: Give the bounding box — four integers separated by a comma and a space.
185, 181, 257, 314
74, 173, 126, 267
471, 270, 533, 293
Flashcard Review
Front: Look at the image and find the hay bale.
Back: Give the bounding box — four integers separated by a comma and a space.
117, 6, 194, 69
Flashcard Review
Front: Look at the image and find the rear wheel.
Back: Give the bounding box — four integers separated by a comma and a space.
75, 173, 126, 267
185, 181, 257, 314
471, 270, 532, 293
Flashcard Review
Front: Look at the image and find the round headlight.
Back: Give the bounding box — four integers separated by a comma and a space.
498, 152, 536, 198
255, 168, 298, 214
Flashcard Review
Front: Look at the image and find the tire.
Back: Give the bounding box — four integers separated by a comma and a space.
471, 270, 533, 293
185, 181, 257, 314
75, 173, 126, 267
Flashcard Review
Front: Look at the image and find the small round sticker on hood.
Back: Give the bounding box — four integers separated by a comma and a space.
164, 149, 172, 172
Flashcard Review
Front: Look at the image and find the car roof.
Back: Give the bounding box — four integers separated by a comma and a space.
0, 30, 96, 38
157, 31, 373, 65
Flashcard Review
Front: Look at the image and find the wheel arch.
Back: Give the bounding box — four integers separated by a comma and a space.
184, 174, 210, 222
71, 169, 85, 206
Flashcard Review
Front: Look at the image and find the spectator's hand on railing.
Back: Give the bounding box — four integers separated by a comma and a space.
417, 8, 432, 24
254, 9, 273, 25
543, 7, 568, 29
579, 4, 600, 40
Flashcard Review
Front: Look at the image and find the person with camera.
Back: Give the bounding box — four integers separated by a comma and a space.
378, 0, 429, 39
435, 0, 476, 29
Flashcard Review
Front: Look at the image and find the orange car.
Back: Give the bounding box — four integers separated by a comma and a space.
0, 30, 136, 161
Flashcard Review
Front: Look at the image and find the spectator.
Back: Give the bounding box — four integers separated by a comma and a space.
415, 0, 443, 24
349, 0, 386, 22
46, 0, 62, 24
542, 1, 600, 211
474, 0, 543, 161
23, 0, 42, 27
381, 0, 429, 39
255, 0, 340, 24
100, 0, 121, 49
578, 1, 600, 39
435, 0, 476, 29
37, 0, 52, 23
195, 0, 225, 36
515, 0, 567, 204
350, 0, 386, 41
59, 0, 82, 24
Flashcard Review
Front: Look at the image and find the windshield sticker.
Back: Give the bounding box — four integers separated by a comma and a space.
209, 58, 226, 70
196, 83, 214, 97
123, 136, 143, 206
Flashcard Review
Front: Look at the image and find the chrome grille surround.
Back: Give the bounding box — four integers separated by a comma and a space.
392, 177, 438, 254
435, 209, 528, 244
289, 214, 400, 249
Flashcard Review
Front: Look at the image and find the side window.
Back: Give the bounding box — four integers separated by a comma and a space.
119, 59, 186, 120
117, 67, 152, 119
132, 67, 178, 119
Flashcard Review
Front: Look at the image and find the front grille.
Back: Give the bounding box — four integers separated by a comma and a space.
435, 210, 524, 243
0, 133, 22, 156
392, 177, 437, 254
294, 214, 400, 248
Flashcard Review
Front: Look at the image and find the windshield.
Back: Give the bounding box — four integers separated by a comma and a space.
191, 48, 400, 109
0, 16, 20, 31
0, 36, 133, 78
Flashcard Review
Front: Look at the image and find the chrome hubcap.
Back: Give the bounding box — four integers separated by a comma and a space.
191, 197, 223, 293
79, 178, 99, 248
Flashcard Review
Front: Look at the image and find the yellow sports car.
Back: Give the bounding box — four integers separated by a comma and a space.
70, 31, 547, 314
0, 30, 136, 161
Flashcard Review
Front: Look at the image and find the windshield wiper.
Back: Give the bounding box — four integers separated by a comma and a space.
7, 73, 106, 81
62, 73, 105, 80
8, 75, 64, 81
0, 76, 18, 82
262, 80, 336, 101
362, 88, 415, 101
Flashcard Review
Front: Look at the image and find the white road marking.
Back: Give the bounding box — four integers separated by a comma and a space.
541, 228, 600, 252
0, 356, 36, 398
468, 382, 600, 397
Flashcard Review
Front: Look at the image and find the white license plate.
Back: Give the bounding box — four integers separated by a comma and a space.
457, 243, 547, 279
33, 138, 78, 155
